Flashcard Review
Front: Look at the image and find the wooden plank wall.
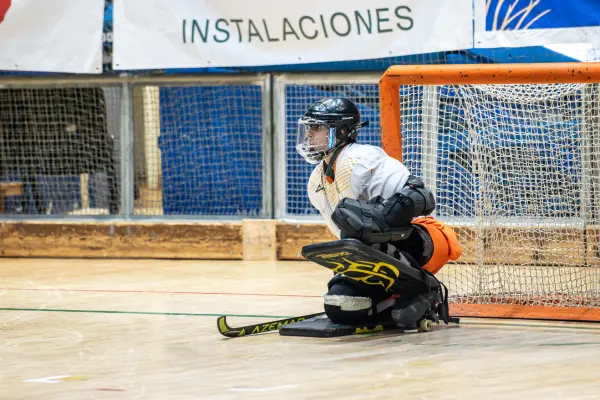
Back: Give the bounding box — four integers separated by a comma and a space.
0, 220, 598, 264
0, 221, 243, 259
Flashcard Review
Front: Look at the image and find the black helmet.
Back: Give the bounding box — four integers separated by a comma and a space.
296, 98, 369, 164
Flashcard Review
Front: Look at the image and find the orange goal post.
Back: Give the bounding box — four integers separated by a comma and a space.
379, 63, 600, 322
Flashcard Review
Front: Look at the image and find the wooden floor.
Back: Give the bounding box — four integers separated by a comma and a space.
2, 259, 600, 399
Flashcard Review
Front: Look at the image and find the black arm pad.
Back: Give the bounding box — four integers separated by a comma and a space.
332, 197, 414, 244
331, 175, 435, 244
396, 175, 436, 216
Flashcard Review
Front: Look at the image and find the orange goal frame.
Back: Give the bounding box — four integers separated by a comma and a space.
379, 62, 600, 322
380, 62, 600, 161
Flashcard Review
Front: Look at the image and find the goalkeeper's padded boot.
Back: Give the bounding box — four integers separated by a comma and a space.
390, 271, 451, 329
324, 274, 391, 325
391, 289, 440, 328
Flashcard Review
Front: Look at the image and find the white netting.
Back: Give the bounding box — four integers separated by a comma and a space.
0, 82, 267, 217
400, 82, 600, 309
466, 83, 588, 103
0, 87, 121, 215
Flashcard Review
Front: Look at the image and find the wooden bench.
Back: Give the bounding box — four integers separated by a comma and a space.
0, 182, 23, 213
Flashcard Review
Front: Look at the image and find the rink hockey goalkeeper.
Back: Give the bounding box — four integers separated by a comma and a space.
294, 97, 462, 333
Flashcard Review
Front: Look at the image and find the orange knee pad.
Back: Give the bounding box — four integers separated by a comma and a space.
412, 216, 462, 275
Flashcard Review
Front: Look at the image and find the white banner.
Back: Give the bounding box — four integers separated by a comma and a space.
475, 0, 600, 49
113, 0, 473, 69
0, 0, 105, 74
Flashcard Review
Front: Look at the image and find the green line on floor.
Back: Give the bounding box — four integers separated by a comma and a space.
0, 307, 290, 319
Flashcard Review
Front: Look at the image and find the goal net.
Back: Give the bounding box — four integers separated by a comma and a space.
381, 64, 600, 321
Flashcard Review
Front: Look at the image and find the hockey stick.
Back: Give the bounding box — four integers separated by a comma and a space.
217, 312, 324, 338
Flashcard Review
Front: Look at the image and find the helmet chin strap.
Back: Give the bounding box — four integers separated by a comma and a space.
323, 142, 349, 184
317, 120, 368, 173
322, 121, 369, 182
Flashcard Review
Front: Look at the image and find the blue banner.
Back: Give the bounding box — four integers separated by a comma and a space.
103, 0, 113, 73
486, 0, 600, 31
476, 0, 600, 51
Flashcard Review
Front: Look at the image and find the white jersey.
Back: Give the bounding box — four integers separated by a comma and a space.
307, 143, 410, 238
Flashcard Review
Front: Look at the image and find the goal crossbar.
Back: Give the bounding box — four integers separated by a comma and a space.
380, 62, 600, 161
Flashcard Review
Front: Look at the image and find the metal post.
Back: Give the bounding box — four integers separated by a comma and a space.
272, 75, 287, 219
261, 74, 273, 218
120, 80, 134, 219
421, 85, 439, 217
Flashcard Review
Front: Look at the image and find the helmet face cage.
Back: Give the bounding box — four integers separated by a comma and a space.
296, 98, 368, 164
296, 117, 337, 164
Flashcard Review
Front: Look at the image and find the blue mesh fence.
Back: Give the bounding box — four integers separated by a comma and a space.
142, 85, 265, 216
